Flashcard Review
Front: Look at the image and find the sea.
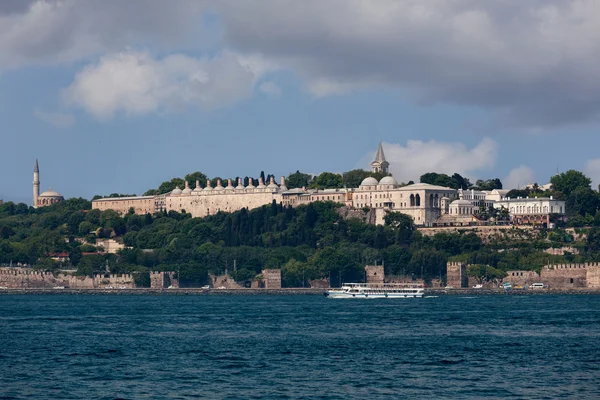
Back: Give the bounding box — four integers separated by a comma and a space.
1, 294, 599, 399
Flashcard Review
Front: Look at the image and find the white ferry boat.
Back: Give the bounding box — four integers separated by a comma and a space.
325, 283, 425, 299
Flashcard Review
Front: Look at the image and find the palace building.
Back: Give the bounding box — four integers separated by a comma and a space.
91, 142, 566, 227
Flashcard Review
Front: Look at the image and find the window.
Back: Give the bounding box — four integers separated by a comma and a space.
415, 194, 421, 207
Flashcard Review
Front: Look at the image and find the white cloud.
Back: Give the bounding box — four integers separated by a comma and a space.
503, 165, 535, 190
64, 51, 275, 119
585, 158, 600, 189
258, 81, 282, 98
372, 138, 497, 183
33, 109, 75, 128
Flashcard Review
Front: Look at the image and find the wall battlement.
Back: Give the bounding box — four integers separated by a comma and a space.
0, 268, 175, 289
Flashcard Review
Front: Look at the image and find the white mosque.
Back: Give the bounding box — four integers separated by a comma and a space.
32, 159, 64, 208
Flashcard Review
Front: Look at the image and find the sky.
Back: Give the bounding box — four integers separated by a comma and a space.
2, 0, 600, 205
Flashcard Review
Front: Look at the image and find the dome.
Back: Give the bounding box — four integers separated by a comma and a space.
181, 187, 192, 195
378, 176, 398, 186
171, 186, 182, 195
246, 180, 255, 189
192, 186, 202, 193
267, 181, 279, 190
39, 188, 62, 197
451, 199, 472, 206
360, 177, 379, 186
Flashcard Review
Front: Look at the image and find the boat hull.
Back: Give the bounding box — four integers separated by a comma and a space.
325, 291, 424, 299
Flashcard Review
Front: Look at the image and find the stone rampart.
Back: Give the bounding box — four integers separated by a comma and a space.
505, 270, 540, 286
210, 274, 244, 289
251, 269, 282, 289
0, 267, 155, 289
365, 265, 384, 284
587, 264, 600, 289
446, 262, 467, 288
541, 264, 588, 288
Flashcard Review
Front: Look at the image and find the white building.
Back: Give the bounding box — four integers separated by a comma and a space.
493, 196, 565, 225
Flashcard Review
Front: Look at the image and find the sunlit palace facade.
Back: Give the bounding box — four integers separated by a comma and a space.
91, 142, 565, 226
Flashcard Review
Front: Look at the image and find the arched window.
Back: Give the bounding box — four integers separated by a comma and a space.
415, 194, 421, 207
429, 194, 433, 207
410, 194, 415, 207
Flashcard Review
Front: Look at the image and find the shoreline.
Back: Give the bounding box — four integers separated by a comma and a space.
2, 288, 600, 295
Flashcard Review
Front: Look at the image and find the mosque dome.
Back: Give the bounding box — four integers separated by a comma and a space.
360, 177, 379, 186
39, 188, 63, 198
246, 180, 255, 189
181, 185, 192, 195
193, 186, 202, 193
267, 181, 279, 190
378, 176, 399, 186
171, 186, 182, 195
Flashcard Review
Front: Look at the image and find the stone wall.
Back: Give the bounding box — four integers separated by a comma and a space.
210, 274, 244, 289
587, 265, 600, 288
308, 278, 329, 288
251, 269, 282, 289
504, 270, 540, 286
168, 191, 283, 218
149, 271, 177, 289
365, 265, 384, 284
542, 264, 588, 288
446, 262, 467, 288
0, 268, 181, 289
418, 225, 534, 243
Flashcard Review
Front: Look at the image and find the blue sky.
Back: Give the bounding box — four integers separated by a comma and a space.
2, 1, 600, 205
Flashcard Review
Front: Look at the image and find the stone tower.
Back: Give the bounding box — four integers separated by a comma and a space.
371, 141, 389, 174
33, 159, 40, 208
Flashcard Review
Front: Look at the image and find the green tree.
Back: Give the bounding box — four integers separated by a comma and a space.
310, 172, 343, 189
185, 172, 208, 188
550, 170, 592, 197
286, 171, 313, 189
157, 178, 185, 194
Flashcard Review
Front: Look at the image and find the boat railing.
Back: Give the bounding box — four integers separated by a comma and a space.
341, 282, 424, 289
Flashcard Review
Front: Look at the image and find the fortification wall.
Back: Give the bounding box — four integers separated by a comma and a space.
418, 225, 534, 243
0, 268, 135, 288
541, 264, 588, 288
587, 264, 600, 289
504, 270, 540, 286
365, 265, 384, 284
251, 269, 282, 289
168, 192, 283, 218
210, 274, 244, 289
446, 262, 467, 288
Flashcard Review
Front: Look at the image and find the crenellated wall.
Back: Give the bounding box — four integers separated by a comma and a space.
446, 262, 468, 288
0, 268, 175, 289
504, 270, 540, 286
542, 264, 588, 288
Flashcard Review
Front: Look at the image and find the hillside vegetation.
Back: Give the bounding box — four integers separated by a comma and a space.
2, 197, 600, 287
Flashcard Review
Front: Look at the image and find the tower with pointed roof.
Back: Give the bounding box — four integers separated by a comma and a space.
33, 159, 40, 208
371, 142, 389, 174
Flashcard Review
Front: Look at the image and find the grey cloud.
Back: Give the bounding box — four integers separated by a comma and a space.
215, 0, 600, 127
0, 0, 208, 67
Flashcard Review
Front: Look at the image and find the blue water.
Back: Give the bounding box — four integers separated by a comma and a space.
1, 295, 599, 399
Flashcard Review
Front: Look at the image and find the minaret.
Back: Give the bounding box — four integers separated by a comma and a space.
371, 141, 389, 174
33, 159, 40, 208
